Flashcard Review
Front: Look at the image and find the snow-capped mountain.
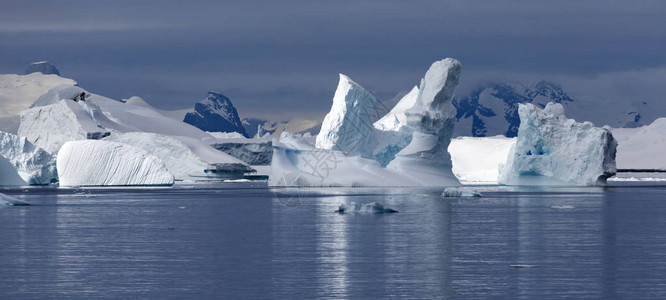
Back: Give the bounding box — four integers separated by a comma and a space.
183, 92, 247, 137
453, 81, 574, 137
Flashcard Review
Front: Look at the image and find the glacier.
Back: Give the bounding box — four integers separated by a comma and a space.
57, 140, 174, 186
0, 131, 57, 185
269, 58, 463, 187
498, 102, 617, 186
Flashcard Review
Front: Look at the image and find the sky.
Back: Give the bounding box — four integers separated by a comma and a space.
1, 0, 665, 120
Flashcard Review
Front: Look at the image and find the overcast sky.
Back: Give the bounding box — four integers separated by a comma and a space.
1, 0, 665, 120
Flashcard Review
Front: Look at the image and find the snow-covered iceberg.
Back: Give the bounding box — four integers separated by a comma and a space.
270, 58, 463, 187
498, 102, 617, 186
104, 132, 254, 180
57, 140, 174, 186
0, 131, 57, 185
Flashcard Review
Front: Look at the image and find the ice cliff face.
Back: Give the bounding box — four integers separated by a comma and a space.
57, 140, 174, 186
184, 92, 247, 137
498, 102, 617, 186
24, 61, 60, 76
0, 131, 57, 185
315, 74, 392, 161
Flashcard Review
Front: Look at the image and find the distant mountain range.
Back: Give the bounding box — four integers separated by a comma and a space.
452, 81, 648, 137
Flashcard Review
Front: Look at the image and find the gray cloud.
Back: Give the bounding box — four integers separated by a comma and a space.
1, 0, 665, 121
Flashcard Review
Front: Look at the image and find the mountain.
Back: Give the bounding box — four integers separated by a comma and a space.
24, 61, 60, 76
183, 92, 247, 137
454, 81, 577, 137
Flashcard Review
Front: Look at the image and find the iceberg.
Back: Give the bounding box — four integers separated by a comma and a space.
104, 132, 254, 180
270, 58, 463, 187
385, 58, 462, 185
57, 140, 174, 186
373, 85, 419, 132
315, 74, 407, 165
0, 131, 57, 184
498, 102, 617, 186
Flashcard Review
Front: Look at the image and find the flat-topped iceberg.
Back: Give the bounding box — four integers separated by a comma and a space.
270, 58, 463, 187
499, 102, 617, 186
104, 132, 254, 180
57, 140, 174, 186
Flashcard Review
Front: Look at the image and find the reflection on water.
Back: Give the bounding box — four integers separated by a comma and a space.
1, 184, 666, 298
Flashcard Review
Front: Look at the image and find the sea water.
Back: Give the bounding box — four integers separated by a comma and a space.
1, 182, 666, 299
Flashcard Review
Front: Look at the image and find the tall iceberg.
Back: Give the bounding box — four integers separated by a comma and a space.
498, 102, 617, 186
57, 140, 174, 186
385, 59, 462, 185
269, 58, 463, 187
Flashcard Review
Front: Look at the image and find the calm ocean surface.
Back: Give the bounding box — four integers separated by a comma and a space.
1, 182, 666, 299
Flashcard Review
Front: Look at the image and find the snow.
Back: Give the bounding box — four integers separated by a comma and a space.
0, 131, 57, 184
19, 85, 214, 153
57, 140, 174, 186
104, 132, 254, 180
611, 118, 666, 170
498, 102, 617, 186
270, 58, 463, 187
448, 136, 516, 183
0, 73, 76, 118
334, 202, 398, 214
